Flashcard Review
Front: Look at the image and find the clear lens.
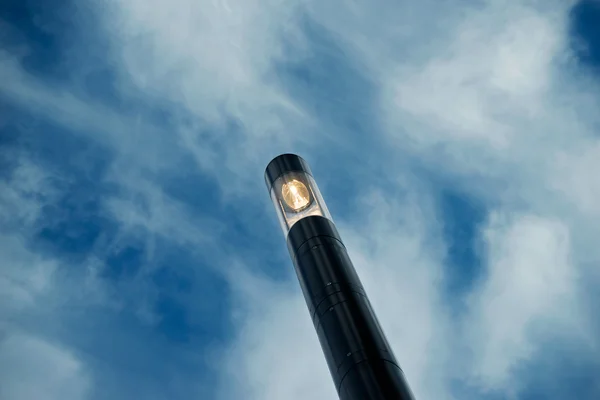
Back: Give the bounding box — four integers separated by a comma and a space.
270, 171, 332, 236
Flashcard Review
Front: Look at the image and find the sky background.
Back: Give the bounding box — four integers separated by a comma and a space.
1, 0, 600, 399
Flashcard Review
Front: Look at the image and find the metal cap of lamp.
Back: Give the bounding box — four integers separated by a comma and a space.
265, 154, 416, 400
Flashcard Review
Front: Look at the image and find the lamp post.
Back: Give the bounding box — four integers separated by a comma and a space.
265, 154, 416, 400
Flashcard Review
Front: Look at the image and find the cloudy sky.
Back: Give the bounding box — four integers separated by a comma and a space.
1, 0, 600, 399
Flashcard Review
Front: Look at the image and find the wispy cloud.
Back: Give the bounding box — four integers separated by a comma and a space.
1, 0, 599, 399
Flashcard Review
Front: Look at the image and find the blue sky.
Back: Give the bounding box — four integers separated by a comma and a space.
1, 0, 600, 399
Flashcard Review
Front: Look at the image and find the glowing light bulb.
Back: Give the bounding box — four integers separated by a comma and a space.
281, 179, 311, 211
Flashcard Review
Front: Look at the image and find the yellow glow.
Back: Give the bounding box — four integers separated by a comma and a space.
281, 179, 311, 211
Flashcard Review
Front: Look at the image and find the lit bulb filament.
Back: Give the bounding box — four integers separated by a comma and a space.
282, 179, 311, 211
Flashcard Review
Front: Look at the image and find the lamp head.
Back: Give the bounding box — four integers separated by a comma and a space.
265, 154, 332, 235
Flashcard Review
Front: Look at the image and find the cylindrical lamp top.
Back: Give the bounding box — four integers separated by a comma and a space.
265, 154, 332, 236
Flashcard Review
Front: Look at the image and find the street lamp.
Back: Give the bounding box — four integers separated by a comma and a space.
265, 154, 416, 400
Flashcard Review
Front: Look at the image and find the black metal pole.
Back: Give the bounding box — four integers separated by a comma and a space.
265, 154, 416, 400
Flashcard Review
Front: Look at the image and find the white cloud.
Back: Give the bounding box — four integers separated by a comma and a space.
2, 0, 600, 399
0, 157, 58, 230
0, 159, 92, 400
0, 159, 58, 313
551, 143, 600, 218
389, 5, 565, 146
98, 0, 314, 190
218, 269, 336, 400
0, 234, 56, 314
464, 213, 579, 393
0, 333, 90, 400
